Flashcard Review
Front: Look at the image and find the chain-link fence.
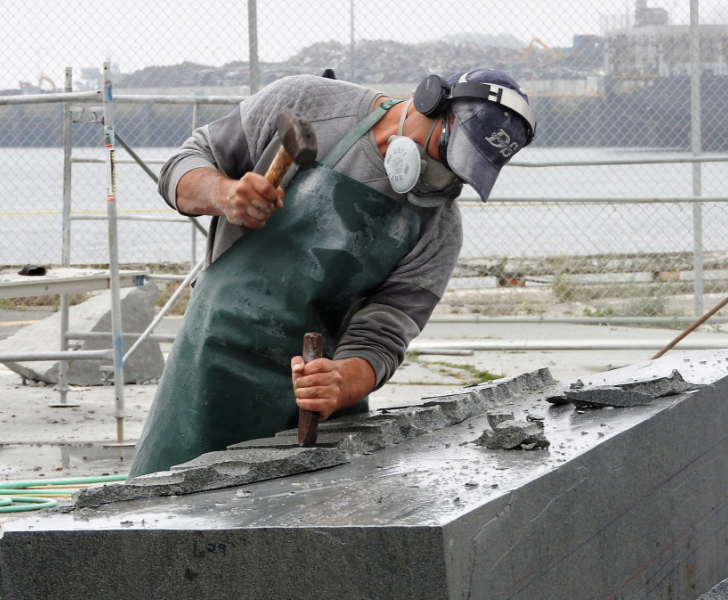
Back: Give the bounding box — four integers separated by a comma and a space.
1, 0, 727, 320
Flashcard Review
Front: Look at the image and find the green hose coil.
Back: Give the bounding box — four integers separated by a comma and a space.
0, 474, 127, 513
0, 496, 58, 512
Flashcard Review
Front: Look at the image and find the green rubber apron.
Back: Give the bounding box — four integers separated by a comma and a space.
129, 100, 420, 477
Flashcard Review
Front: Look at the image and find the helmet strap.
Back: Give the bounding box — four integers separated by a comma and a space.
437, 114, 451, 170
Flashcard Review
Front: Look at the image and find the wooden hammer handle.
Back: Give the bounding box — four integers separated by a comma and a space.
298, 332, 323, 446
264, 145, 294, 188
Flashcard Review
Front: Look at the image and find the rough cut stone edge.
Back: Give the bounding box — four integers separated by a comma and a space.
74, 368, 558, 509
74, 447, 347, 508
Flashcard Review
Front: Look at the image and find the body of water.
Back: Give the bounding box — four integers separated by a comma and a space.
1, 147, 726, 266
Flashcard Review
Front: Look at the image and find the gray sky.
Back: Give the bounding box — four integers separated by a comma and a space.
2, 0, 727, 90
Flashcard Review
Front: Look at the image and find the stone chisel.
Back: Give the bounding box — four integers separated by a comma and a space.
298, 332, 323, 446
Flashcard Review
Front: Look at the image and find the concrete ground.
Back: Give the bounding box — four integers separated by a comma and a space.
1, 309, 727, 524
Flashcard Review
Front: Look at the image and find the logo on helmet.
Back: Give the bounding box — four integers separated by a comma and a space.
486, 129, 519, 158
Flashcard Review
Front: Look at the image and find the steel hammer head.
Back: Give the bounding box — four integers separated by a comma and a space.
276, 110, 318, 167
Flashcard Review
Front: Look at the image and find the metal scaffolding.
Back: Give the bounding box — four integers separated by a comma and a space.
0, 64, 242, 444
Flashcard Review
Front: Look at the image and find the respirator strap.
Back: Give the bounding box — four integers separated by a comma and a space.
423, 117, 439, 150
397, 99, 413, 136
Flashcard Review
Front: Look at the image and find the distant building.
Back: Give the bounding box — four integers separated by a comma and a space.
634, 0, 669, 28
606, 24, 728, 83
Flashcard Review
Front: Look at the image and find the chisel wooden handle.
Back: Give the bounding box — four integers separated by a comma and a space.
298, 332, 323, 446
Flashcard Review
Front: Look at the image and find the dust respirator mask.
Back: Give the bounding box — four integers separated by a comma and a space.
384, 99, 462, 208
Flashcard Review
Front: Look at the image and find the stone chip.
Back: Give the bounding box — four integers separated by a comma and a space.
475, 420, 550, 450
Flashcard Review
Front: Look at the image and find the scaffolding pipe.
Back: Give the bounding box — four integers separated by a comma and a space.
409, 339, 728, 352
67, 332, 177, 343
0, 92, 245, 107
691, 0, 704, 316
466, 196, 728, 204
59, 67, 73, 407
113, 131, 160, 183
72, 157, 166, 164
123, 258, 205, 363
191, 102, 199, 131
0, 91, 101, 105
102, 63, 126, 445
510, 156, 728, 167
428, 316, 728, 324
350, 0, 356, 80
115, 94, 246, 105
191, 103, 200, 263
0, 350, 113, 362
72, 215, 190, 223
144, 274, 188, 281
67, 155, 728, 168
248, 0, 260, 94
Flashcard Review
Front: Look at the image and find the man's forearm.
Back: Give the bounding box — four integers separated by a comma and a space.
336, 357, 376, 410
175, 167, 229, 217
176, 168, 284, 229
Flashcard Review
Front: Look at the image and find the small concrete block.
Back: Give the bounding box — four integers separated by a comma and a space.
565, 386, 653, 408
475, 420, 550, 450
487, 410, 515, 429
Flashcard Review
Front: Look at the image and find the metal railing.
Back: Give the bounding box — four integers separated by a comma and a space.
443, 151, 728, 328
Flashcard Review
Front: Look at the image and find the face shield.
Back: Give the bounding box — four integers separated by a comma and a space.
446, 97, 530, 202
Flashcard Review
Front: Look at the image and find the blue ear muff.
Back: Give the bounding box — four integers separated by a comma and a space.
413, 74, 451, 117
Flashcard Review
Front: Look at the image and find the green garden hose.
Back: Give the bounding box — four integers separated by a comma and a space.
0, 496, 57, 512
0, 474, 127, 513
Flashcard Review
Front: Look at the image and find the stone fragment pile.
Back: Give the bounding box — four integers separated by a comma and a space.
475, 411, 550, 450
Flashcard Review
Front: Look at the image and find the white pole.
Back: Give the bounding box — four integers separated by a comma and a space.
350, 0, 356, 80
58, 67, 73, 406
690, 0, 704, 316
248, 0, 259, 94
102, 62, 126, 444
191, 103, 199, 265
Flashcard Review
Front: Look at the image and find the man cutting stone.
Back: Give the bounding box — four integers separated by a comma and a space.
128, 68, 536, 478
